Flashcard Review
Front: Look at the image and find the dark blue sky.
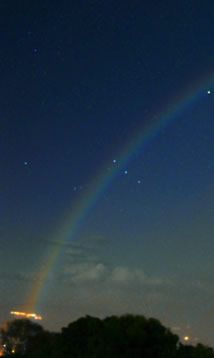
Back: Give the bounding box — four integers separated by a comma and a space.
0, 0, 214, 346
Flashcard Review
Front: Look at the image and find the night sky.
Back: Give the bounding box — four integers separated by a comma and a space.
0, 0, 214, 346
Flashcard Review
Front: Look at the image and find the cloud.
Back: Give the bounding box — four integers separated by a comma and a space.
110, 266, 169, 286
63, 261, 169, 287
64, 262, 107, 283
110, 267, 146, 283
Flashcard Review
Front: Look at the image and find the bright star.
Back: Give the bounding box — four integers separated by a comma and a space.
207, 89, 211, 95
124, 170, 128, 175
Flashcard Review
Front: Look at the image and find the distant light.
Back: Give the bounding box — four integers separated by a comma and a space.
184, 336, 190, 342
10, 311, 42, 321
207, 90, 211, 95
24, 161, 28, 165
113, 159, 117, 164
137, 180, 141, 184
124, 170, 128, 175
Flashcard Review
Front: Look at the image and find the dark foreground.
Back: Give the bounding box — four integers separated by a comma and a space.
1, 314, 213, 357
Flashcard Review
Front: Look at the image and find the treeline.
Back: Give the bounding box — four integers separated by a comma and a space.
1, 314, 214, 358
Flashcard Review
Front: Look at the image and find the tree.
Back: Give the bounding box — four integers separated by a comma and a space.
60, 315, 104, 358
0, 319, 43, 356
25, 331, 59, 358
1, 314, 214, 358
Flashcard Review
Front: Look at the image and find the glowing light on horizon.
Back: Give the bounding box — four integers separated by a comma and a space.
10, 311, 42, 321
184, 336, 190, 342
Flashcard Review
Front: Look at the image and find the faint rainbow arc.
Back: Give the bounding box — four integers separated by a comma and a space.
26, 73, 213, 312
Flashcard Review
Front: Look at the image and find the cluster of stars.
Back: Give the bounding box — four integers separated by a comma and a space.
22, 158, 142, 187
112, 159, 142, 184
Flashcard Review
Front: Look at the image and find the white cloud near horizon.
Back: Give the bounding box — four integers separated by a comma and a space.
63, 261, 170, 287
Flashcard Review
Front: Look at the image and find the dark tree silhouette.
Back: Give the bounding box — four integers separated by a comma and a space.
0, 319, 43, 356
25, 331, 59, 358
177, 343, 214, 358
1, 315, 214, 358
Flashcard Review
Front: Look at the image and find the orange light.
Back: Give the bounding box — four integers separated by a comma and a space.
10, 311, 42, 320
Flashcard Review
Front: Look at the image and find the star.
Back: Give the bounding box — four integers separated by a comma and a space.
137, 180, 141, 184
113, 159, 117, 164
24, 161, 28, 166
207, 89, 211, 95
124, 170, 128, 175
